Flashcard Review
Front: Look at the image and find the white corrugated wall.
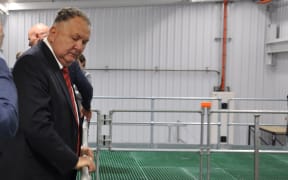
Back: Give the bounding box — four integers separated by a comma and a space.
85, 5, 221, 98
3, 1, 288, 145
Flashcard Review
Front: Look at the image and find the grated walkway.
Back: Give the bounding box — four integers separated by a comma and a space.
78, 151, 288, 180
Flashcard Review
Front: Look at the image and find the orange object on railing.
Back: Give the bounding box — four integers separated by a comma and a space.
201, 102, 212, 109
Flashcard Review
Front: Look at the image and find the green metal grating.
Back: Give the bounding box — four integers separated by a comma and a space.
100, 151, 147, 179
77, 151, 288, 180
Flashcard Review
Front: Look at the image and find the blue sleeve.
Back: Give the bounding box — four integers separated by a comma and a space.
0, 58, 18, 137
69, 61, 93, 110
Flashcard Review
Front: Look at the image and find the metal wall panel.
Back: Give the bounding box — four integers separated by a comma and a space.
227, 1, 266, 98
227, 2, 268, 144
264, 0, 288, 99
270, 0, 288, 38
86, 4, 222, 99
4, 2, 287, 146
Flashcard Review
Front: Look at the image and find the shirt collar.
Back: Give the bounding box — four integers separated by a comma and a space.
43, 37, 63, 70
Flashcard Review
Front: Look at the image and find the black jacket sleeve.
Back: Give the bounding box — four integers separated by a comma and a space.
0, 58, 18, 137
69, 61, 93, 110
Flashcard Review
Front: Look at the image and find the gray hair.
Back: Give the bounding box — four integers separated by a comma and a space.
54, 7, 91, 26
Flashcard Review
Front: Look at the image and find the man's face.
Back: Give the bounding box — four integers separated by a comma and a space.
49, 17, 90, 67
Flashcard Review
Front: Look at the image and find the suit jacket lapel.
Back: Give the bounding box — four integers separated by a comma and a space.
38, 41, 77, 123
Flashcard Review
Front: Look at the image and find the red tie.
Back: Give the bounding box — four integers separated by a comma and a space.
62, 67, 80, 154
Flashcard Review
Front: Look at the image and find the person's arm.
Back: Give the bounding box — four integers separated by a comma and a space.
0, 58, 18, 137
84, 71, 92, 84
69, 61, 93, 113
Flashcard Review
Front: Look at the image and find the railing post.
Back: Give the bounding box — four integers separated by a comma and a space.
199, 107, 205, 180
150, 98, 155, 147
96, 111, 102, 180
217, 99, 222, 148
107, 113, 113, 150
80, 118, 92, 180
201, 102, 212, 180
254, 114, 260, 180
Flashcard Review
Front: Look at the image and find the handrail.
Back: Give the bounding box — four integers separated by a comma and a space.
93, 96, 221, 101
91, 107, 288, 180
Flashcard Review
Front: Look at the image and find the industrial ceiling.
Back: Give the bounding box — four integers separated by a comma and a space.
0, 0, 266, 14
0, 0, 230, 14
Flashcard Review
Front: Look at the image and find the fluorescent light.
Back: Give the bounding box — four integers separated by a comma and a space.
0, 3, 8, 15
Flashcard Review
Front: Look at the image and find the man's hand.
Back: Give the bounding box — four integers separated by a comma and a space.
75, 147, 96, 172
80, 146, 94, 158
81, 107, 92, 121
75, 156, 96, 172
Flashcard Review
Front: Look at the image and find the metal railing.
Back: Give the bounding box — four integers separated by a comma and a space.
88, 97, 288, 180
92, 96, 222, 145
225, 98, 288, 145
208, 109, 288, 180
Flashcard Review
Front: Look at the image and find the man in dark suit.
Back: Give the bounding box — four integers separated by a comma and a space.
0, 7, 95, 179
28, 23, 93, 121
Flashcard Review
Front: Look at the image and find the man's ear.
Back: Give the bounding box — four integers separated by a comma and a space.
48, 26, 56, 42
49, 26, 56, 35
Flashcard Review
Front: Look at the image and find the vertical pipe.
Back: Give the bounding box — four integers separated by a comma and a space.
220, 0, 228, 91
254, 114, 260, 180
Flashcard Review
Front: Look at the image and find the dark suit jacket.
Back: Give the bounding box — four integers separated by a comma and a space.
0, 57, 18, 137
0, 41, 80, 180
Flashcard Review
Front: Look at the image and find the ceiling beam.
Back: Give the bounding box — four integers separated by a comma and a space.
4, 0, 231, 11
5, 0, 180, 11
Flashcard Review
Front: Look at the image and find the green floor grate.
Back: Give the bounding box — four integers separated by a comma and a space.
77, 151, 288, 180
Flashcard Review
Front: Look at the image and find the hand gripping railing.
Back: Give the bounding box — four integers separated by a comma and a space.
80, 119, 92, 180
